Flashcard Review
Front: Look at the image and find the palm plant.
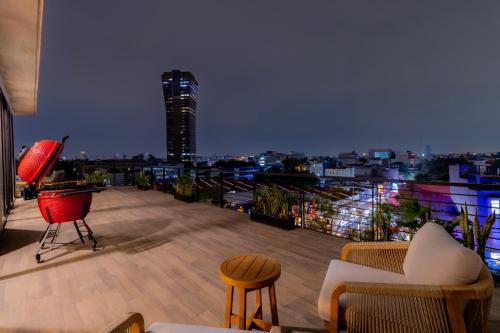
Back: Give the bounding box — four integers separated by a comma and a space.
397, 198, 431, 240
374, 203, 396, 241
254, 185, 290, 220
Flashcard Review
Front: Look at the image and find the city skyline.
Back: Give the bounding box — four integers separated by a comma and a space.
13, 0, 500, 157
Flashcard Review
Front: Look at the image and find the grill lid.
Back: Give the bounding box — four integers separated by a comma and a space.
17, 136, 67, 185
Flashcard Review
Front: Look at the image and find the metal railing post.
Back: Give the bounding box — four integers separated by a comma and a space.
195, 168, 200, 202
301, 181, 305, 229
252, 173, 257, 202
219, 170, 224, 208
372, 180, 376, 241
162, 167, 166, 192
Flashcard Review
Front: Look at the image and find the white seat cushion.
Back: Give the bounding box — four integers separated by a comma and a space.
403, 222, 483, 285
148, 323, 250, 333
317, 259, 406, 321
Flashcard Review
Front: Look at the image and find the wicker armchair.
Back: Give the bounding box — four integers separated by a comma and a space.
98, 313, 145, 333
327, 241, 494, 333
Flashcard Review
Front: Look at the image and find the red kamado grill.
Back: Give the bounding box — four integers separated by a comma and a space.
17, 136, 103, 263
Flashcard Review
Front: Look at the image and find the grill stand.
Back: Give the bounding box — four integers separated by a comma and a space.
35, 204, 97, 263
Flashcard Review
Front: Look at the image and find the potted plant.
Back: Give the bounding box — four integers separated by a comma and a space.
173, 174, 195, 202
251, 184, 295, 230
136, 170, 152, 190
86, 170, 110, 186
456, 204, 496, 262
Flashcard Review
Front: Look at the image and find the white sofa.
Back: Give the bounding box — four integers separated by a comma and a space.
99, 313, 282, 333
148, 322, 281, 333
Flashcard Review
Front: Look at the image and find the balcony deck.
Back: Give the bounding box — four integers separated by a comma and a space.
0, 187, 498, 332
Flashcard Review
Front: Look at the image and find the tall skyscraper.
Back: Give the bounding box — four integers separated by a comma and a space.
161, 70, 198, 163
425, 145, 432, 158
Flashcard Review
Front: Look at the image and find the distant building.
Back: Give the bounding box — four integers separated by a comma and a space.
325, 167, 355, 178
382, 168, 399, 180
325, 166, 374, 178
161, 70, 198, 163
257, 151, 286, 168
368, 148, 394, 160
309, 160, 326, 177
337, 151, 359, 166
425, 145, 432, 158
288, 151, 306, 160
393, 150, 419, 167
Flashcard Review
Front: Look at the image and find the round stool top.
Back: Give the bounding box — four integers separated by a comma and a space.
220, 253, 281, 289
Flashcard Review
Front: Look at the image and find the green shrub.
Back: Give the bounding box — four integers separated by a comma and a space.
174, 174, 194, 197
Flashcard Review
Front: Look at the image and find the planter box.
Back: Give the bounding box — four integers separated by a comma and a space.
250, 212, 296, 230
174, 193, 196, 203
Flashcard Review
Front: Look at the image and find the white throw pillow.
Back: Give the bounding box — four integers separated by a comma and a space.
403, 222, 483, 285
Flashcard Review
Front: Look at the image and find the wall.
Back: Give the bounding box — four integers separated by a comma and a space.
0, 87, 15, 230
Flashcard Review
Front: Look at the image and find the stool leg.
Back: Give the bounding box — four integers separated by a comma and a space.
256, 289, 262, 319
269, 283, 279, 325
224, 285, 233, 328
238, 288, 247, 329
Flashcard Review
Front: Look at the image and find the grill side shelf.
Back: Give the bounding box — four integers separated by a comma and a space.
57, 188, 106, 196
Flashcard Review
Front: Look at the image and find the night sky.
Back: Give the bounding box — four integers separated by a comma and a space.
14, 0, 500, 158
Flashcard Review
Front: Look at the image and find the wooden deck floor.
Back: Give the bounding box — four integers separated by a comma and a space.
0, 187, 498, 332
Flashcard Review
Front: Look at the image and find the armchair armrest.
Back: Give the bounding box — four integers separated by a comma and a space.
98, 312, 145, 333
340, 241, 409, 274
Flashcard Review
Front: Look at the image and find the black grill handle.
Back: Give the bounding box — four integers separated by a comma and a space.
61, 136, 69, 144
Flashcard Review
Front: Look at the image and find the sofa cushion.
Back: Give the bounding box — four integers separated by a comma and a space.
148, 323, 251, 333
403, 222, 483, 285
317, 259, 406, 321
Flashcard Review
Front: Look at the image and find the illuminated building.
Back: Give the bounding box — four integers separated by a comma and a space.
368, 148, 394, 160
161, 70, 198, 163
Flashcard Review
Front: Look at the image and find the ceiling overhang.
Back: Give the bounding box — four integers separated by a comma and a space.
0, 0, 44, 115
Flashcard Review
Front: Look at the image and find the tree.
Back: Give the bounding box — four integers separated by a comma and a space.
132, 153, 144, 160
394, 162, 411, 179
417, 157, 470, 181
282, 157, 308, 174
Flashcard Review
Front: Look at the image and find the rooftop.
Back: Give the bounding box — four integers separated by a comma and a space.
0, 187, 359, 332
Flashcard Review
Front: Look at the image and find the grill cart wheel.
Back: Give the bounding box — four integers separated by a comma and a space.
35, 254, 41, 263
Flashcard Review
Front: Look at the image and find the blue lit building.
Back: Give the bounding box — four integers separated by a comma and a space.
449, 164, 500, 270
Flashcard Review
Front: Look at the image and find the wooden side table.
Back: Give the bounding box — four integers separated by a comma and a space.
220, 253, 281, 331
